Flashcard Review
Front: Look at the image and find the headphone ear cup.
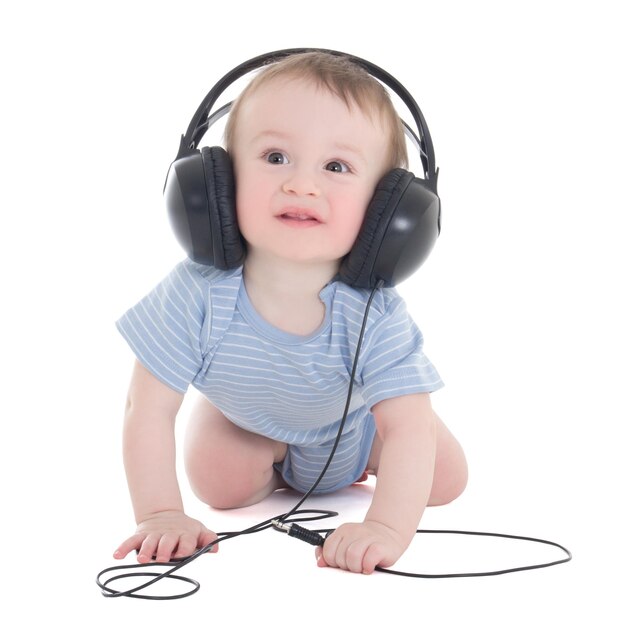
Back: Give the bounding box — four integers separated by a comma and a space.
339, 169, 440, 288
163, 146, 244, 269
201, 146, 245, 269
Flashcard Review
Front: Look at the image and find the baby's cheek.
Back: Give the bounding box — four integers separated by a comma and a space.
334, 204, 369, 250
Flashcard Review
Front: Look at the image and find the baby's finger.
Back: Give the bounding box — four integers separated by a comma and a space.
155, 532, 180, 562
137, 533, 161, 563
113, 534, 146, 560
173, 532, 201, 559
198, 529, 219, 553
321, 534, 344, 570
362, 542, 386, 575
315, 547, 328, 568
345, 539, 370, 573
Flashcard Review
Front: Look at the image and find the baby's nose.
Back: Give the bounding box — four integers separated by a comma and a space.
282, 169, 321, 197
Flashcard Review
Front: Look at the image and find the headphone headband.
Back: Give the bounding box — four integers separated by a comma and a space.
175, 48, 438, 191
164, 48, 442, 287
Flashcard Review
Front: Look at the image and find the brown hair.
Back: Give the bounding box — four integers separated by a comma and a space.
224, 51, 408, 170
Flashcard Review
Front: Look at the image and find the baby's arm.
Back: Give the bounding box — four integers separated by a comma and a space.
113, 360, 218, 563
318, 393, 436, 574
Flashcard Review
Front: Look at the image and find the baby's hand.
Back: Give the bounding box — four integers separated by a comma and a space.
114, 510, 218, 563
315, 520, 405, 574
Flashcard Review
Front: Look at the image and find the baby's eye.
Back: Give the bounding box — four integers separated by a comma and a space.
265, 151, 289, 165
325, 160, 350, 173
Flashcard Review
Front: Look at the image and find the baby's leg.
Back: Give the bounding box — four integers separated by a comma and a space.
184, 396, 288, 509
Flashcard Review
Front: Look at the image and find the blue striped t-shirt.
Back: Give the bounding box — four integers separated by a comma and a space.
116, 259, 443, 492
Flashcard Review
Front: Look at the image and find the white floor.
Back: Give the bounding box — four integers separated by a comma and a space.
7, 392, 622, 624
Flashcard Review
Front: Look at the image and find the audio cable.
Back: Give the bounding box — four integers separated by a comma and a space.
270, 523, 572, 578
96, 280, 571, 599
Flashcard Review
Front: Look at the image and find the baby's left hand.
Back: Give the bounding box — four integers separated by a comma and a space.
315, 520, 406, 574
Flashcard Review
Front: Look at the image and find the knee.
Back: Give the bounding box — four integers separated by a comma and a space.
199, 475, 265, 510
185, 438, 277, 510
186, 445, 249, 508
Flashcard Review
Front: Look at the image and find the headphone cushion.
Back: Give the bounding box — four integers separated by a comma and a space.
340, 169, 414, 287
201, 146, 245, 269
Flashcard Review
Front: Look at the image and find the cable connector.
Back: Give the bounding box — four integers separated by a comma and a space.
271, 519, 326, 546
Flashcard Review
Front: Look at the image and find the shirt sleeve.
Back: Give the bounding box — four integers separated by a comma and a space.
358, 292, 443, 409
115, 260, 210, 393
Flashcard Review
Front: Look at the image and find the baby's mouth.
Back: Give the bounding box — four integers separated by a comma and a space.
281, 213, 318, 222
277, 210, 322, 224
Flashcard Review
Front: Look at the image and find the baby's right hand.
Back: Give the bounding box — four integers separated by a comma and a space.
113, 510, 218, 563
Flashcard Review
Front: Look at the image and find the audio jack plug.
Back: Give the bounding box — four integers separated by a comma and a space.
271, 520, 327, 546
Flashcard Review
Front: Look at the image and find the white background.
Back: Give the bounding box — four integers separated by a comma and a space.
1, 1, 624, 623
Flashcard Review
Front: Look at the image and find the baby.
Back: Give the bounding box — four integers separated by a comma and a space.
113, 51, 468, 574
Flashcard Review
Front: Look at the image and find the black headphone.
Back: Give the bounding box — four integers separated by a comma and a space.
164, 48, 441, 288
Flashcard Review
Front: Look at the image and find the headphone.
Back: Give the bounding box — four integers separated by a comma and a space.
164, 48, 441, 288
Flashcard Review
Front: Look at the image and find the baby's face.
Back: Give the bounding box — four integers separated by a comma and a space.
231, 78, 390, 267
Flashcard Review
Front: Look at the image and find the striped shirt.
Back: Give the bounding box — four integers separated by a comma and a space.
116, 259, 443, 492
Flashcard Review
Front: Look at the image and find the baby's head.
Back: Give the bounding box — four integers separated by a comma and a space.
224, 51, 408, 172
